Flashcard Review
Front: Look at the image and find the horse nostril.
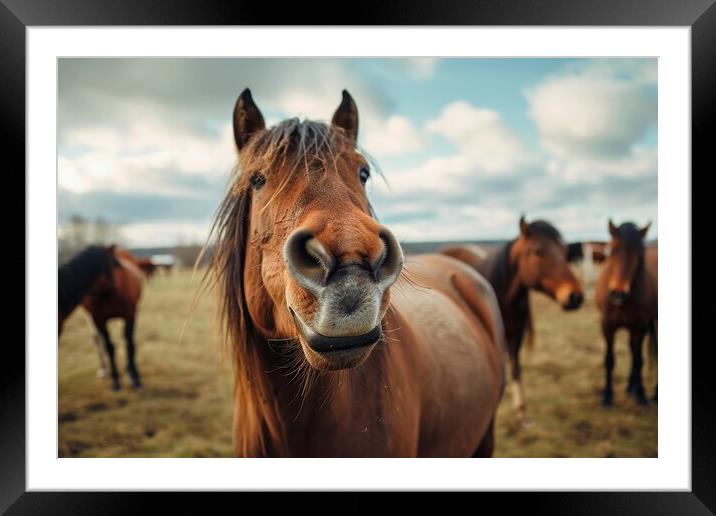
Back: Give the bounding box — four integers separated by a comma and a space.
567, 292, 583, 309
609, 290, 627, 304
284, 229, 335, 294
376, 227, 404, 286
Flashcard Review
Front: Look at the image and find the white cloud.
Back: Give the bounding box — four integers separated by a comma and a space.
404, 58, 438, 80
526, 61, 656, 161
59, 121, 236, 195
373, 101, 534, 200
118, 220, 212, 248
546, 145, 657, 183
362, 115, 424, 158
426, 101, 534, 173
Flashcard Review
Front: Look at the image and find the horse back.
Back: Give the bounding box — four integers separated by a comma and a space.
392, 253, 506, 455
439, 244, 489, 271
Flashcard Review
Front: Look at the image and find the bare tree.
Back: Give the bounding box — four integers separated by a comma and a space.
93, 217, 112, 245
70, 214, 89, 250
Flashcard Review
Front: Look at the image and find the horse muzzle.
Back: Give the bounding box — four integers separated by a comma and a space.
563, 291, 583, 311
609, 289, 629, 306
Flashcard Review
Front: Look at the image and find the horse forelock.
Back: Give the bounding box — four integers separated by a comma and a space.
526, 220, 565, 247
615, 223, 646, 251
239, 119, 353, 184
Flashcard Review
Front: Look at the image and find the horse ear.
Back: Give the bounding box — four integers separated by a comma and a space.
331, 90, 359, 142
233, 88, 266, 151
608, 219, 618, 237
519, 214, 529, 236
640, 221, 651, 239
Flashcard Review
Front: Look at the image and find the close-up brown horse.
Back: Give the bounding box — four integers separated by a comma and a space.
440, 217, 583, 422
206, 88, 507, 457
58, 245, 145, 390
596, 221, 657, 406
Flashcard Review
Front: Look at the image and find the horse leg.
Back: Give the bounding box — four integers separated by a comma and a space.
602, 324, 616, 407
508, 332, 529, 424
628, 327, 648, 405
96, 320, 121, 391
124, 317, 142, 389
94, 332, 109, 379
472, 417, 495, 458
85, 311, 108, 378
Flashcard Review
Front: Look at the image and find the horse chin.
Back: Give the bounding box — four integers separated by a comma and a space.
301, 341, 377, 371
289, 307, 381, 370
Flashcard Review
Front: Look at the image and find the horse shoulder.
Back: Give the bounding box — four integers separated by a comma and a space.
405, 254, 506, 375
115, 257, 144, 303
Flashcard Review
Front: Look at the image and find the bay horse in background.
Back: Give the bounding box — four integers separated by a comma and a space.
596, 221, 657, 406
58, 245, 144, 390
206, 88, 506, 457
441, 216, 583, 423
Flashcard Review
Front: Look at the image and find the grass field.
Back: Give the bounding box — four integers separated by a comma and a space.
58, 268, 657, 458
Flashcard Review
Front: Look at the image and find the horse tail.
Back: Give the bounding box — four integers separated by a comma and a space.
647, 319, 658, 372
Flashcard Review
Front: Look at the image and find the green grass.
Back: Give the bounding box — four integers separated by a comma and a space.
59, 270, 657, 457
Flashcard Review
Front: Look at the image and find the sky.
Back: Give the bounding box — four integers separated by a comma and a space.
58, 58, 657, 247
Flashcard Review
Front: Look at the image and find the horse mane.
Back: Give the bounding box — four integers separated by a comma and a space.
484, 239, 516, 300
205, 118, 358, 457
58, 245, 118, 316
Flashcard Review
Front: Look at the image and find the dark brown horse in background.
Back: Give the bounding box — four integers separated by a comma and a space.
441, 216, 583, 422
59, 245, 144, 390
206, 88, 506, 457
596, 221, 657, 406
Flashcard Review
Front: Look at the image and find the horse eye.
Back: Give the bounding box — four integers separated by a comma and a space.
359, 166, 370, 185
534, 248, 545, 257
249, 173, 266, 190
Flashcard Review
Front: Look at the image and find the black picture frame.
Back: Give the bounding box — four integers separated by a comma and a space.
4, 0, 713, 513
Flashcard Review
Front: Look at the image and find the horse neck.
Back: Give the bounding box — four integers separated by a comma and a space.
246, 305, 397, 456
58, 258, 107, 316
487, 240, 526, 307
